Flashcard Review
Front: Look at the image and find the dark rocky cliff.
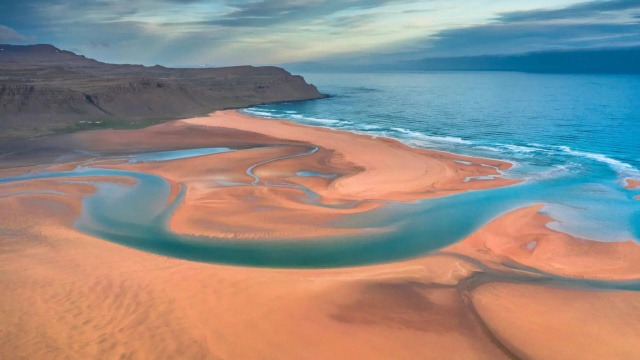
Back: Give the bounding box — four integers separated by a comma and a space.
0, 44, 324, 141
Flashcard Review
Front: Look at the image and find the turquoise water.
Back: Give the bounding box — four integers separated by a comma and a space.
245, 72, 640, 172
0, 72, 639, 275
243, 72, 640, 242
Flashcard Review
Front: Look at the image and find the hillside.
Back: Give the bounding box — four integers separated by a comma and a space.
0, 44, 324, 141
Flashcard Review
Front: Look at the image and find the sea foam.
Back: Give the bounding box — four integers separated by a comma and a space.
555, 145, 640, 179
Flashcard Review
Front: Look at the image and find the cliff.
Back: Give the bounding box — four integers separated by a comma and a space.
0, 44, 324, 141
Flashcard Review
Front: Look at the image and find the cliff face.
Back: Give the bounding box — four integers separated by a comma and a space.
0, 44, 324, 141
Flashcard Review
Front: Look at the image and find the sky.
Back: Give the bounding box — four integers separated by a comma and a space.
1, 0, 640, 66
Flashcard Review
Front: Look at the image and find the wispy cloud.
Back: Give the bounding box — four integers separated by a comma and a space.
416, 0, 640, 57
0, 24, 35, 42
425, 22, 640, 56
2, 0, 640, 66
496, 0, 640, 22
207, 0, 409, 27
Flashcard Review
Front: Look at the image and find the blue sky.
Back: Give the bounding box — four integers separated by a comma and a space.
1, 0, 639, 66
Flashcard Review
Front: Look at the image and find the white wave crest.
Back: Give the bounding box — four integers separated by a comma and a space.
290, 114, 342, 125
356, 124, 383, 131
499, 144, 548, 154
391, 127, 471, 144
242, 109, 276, 117
556, 145, 640, 178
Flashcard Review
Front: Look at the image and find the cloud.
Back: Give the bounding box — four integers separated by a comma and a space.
0, 25, 34, 42
425, 22, 640, 56
207, 0, 409, 27
90, 41, 110, 48
303, 0, 640, 67
496, 0, 640, 22
412, 0, 640, 57
3, 0, 640, 66
318, 11, 386, 29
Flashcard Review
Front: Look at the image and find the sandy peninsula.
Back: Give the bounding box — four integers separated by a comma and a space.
87, 110, 521, 238
1, 111, 639, 360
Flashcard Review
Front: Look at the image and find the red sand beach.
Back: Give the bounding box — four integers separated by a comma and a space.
1, 111, 639, 360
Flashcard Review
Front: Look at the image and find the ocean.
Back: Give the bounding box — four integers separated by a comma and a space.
242, 71, 640, 242
1, 71, 638, 269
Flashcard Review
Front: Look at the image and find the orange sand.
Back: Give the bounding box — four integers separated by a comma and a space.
92, 111, 520, 238
0, 176, 137, 198
2, 185, 639, 359
626, 179, 640, 189
181, 111, 520, 201
1, 111, 639, 359
626, 179, 640, 200
448, 204, 640, 280
472, 282, 640, 360
75, 118, 294, 151
0, 190, 503, 360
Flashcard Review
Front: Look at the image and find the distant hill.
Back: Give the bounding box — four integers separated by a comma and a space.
402, 47, 640, 74
286, 47, 640, 74
0, 44, 324, 141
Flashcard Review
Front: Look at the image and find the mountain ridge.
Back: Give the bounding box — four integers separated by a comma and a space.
0, 44, 324, 142
284, 46, 640, 74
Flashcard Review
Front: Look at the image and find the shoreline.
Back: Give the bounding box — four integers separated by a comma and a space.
1, 183, 639, 359
0, 109, 635, 246
239, 107, 640, 185
1, 110, 640, 359
237, 108, 519, 169
0, 110, 634, 246
86, 110, 522, 240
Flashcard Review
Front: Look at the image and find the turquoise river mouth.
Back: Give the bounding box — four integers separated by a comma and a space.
0, 145, 639, 292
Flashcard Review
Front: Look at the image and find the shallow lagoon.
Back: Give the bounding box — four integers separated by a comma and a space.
0, 72, 639, 277
0, 144, 637, 272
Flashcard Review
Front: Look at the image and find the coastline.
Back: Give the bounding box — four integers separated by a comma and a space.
1, 184, 639, 359
0, 44, 326, 143
82, 110, 521, 239
1, 110, 640, 359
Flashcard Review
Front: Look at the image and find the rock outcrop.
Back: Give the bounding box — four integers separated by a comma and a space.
0, 44, 324, 141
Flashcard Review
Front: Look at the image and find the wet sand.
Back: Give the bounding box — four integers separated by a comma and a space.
448, 204, 640, 280
93, 111, 521, 238
626, 179, 640, 200
180, 111, 520, 201
626, 179, 640, 189
1, 187, 639, 359
1, 111, 639, 359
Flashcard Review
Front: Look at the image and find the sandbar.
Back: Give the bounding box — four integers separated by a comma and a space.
1, 111, 639, 360
92, 111, 521, 238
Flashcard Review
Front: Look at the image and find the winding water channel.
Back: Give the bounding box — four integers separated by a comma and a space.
0, 146, 639, 292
